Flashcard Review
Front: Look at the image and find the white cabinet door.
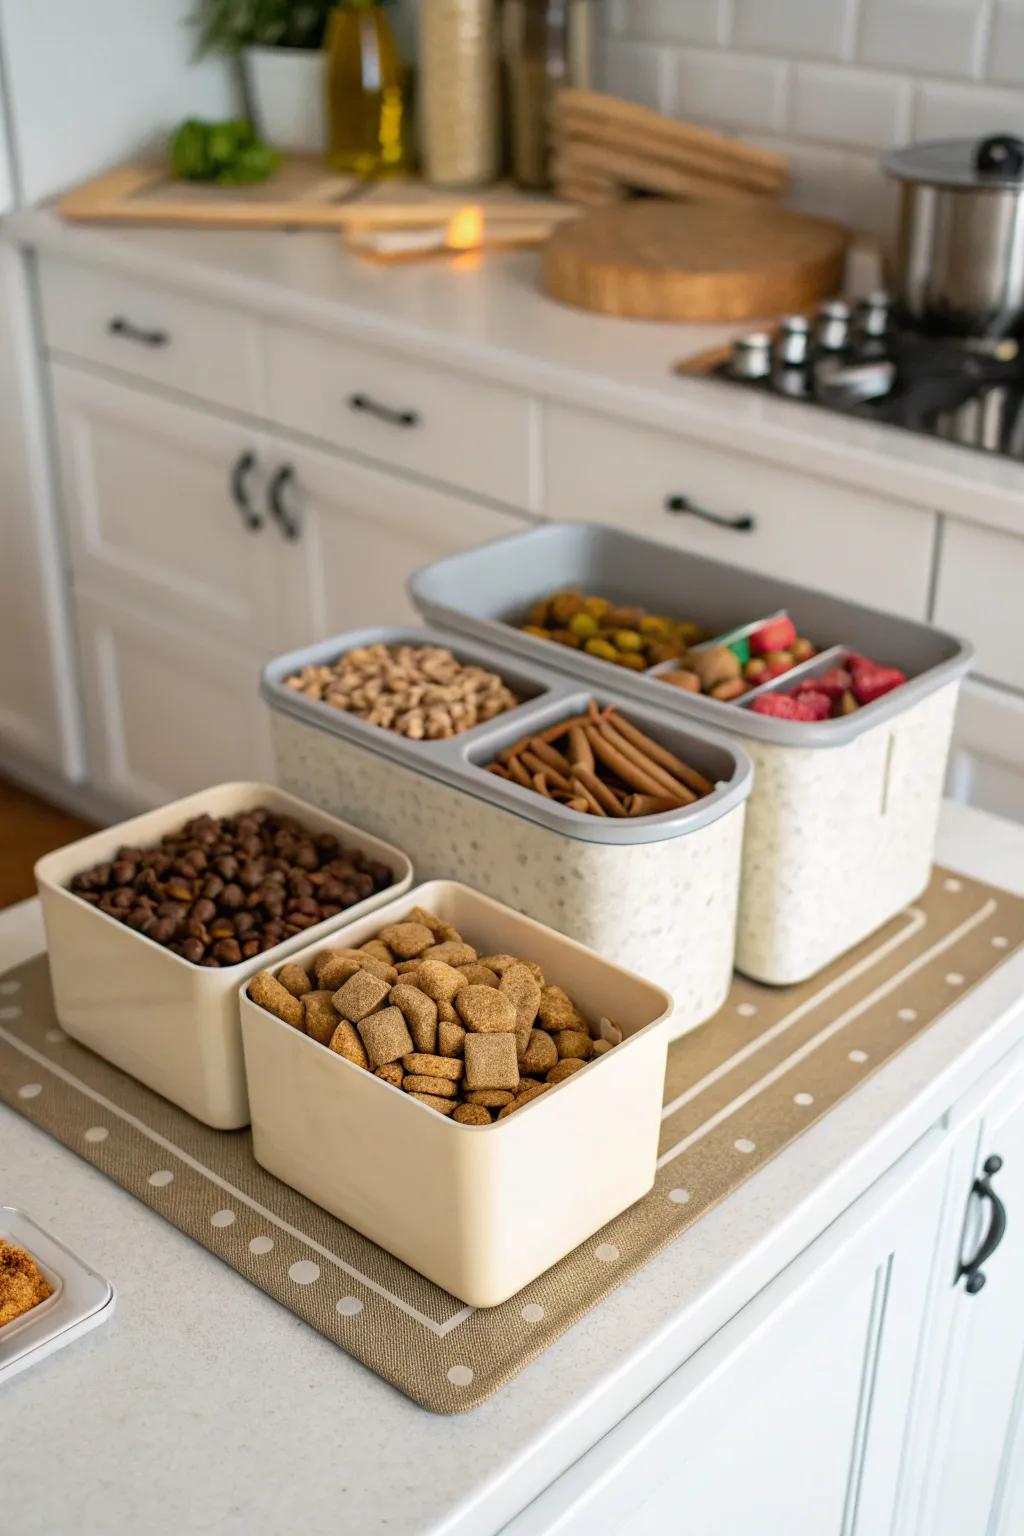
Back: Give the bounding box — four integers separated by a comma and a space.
505, 1133, 950, 1536
262, 437, 532, 653
51, 365, 282, 652
898, 1063, 1024, 1536
946, 680, 1024, 828
74, 586, 274, 811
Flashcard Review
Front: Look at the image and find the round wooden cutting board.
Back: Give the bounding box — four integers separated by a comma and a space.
542, 200, 849, 320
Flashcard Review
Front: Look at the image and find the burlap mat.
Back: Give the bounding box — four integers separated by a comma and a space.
2, 866, 1022, 1413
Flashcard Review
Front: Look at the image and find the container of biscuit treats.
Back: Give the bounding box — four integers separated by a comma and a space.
262, 626, 752, 1040
408, 523, 972, 987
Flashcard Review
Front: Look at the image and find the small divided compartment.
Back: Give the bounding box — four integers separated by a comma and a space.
263, 626, 752, 1038
409, 523, 973, 985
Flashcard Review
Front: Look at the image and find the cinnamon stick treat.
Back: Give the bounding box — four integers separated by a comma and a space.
573, 765, 627, 817
627, 794, 686, 817
506, 754, 533, 789
520, 751, 573, 791
606, 710, 715, 796
585, 725, 671, 798
570, 776, 608, 816
567, 725, 594, 774
594, 718, 698, 804
529, 737, 574, 776
532, 771, 554, 797
486, 763, 510, 778
497, 715, 592, 766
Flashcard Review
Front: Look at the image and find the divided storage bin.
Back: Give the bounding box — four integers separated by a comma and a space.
263, 627, 752, 1039
240, 881, 674, 1307
34, 782, 413, 1128
410, 523, 973, 985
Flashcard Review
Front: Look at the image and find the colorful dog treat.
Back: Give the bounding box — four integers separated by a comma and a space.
0, 1241, 53, 1329
750, 653, 908, 723
520, 589, 704, 670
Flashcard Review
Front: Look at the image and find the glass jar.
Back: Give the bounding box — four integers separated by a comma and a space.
325, 2, 411, 178
420, 0, 501, 188
502, 0, 598, 189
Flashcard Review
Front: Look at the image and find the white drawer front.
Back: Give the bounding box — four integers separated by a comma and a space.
934, 519, 1024, 693
545, 405, 936, 618
39, 256, 264, 416
265, 322, 535, 509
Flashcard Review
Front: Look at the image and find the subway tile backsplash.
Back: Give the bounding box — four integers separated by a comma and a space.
605, 0, 1024, 246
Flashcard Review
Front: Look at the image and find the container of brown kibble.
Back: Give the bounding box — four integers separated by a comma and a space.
34, 783, 413, 1128
239, 880, 673, 1307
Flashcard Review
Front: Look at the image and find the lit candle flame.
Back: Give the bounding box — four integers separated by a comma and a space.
446, 206, 485, 251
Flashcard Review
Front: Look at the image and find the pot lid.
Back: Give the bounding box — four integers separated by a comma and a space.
884, 134, 1024, 188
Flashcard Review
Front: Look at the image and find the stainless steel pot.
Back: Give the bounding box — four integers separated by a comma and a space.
883, 134, 1024, 338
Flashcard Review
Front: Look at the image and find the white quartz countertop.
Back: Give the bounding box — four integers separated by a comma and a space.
7, 206, 1024, 535
4, 800, 1024, 1536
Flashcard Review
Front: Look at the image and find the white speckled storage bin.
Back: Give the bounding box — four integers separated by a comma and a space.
263, 628, 752, 1040
410, 522, 974, 986
240, 881, 674, 1307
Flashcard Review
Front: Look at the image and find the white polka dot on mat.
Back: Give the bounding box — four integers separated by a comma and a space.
288, 1260, 320, 1285
0, 980, 21, 995
447, 1365, 474, 1387
45, 1028, 66, 1044
898, 1008, 918, 1022
336, 1296, 363, 1316
849, 1050, 868, 1065
992, 936, 1009, 950
594, 1243, 620, 1263
737, 1003, 758, 1018
794, 1093, 814, 1107
210, 1209, 236, 1228
84, 1126, 109, 1143
0, 1006, 22, 1020
944, 878, 962, 893
17, 1082, 41, 1099
946, 972, 964, 987
521, 1303, 544, 1323
669, 1188, 691, 1205
148, 1170, 174, 1187
734, 1138, 756, 1154
249, 1236, 274, 1255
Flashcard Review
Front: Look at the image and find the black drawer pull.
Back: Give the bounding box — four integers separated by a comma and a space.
348, 392, 420, 429
230, 451, 262, 531
665, 494, 756, 533
958, 1155, 1007, 1294
268, 464, 302, 541
108, 316, 170, 348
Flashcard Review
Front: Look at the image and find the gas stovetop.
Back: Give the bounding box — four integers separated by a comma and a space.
705, 293, 1024, 462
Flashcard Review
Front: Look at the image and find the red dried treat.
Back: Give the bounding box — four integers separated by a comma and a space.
750, 693, 820, 722
792, 689, 834, 721
849, 657, 906, 705
794, 667, 851, 701
750, 616, 798, 655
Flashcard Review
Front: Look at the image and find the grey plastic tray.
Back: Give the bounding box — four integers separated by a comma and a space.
262, 624, 752, 847
408, 522, 974, 748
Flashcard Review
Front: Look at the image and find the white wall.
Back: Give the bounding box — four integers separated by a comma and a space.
605, 0, 1024, 246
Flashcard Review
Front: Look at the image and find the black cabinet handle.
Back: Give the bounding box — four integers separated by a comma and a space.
268, 464, 302, 541
347, 392, 420, 429
108, 316, 170, 348
665, 494, 756, 533
230, 451, 262, 531
958, 1155, 1008, 1295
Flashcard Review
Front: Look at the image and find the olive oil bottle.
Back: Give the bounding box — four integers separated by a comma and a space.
325, 1, 410, 178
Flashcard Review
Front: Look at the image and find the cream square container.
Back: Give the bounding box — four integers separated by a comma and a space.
240, 880, 674, 1307
410, 523, 973, 987
263, 627, 752, 1041
34, 782, 413, 1129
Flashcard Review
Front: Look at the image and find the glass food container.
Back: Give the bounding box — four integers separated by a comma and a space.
502, 0, 599, 188
325, 1, 411, 178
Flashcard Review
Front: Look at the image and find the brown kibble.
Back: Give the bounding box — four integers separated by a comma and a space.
520, 1028, 559, 1075
359, 939, 395, 964
401, 1052, 464, 1082
248, 971, 304, 1029
538, 985, 588, 1033
437, 998, 458, 1023
547, 1058, 586, 1083
557, 1028, 594, 1061
407, 906, 450, 936
406, 1090, 456, 1115
379, 921, 435, 959
395, 959, 423, 976
390, 984, 438, 1053
333, 969, 392, 1023
416, 960, 468, 1004
466, 1089, 514, 1108
277, 962, 312, 999
476, 953, 517, 975
453, 1102, 491, 1125
464, 1032, 519, 1091
497, 1082, 551, 1118
328, 1018, 370, 1069
438, 1020, 466, 1058
500, 962, 542, 1051
421, 940, 477, 967
456, 985, 517, 1034
403, 1074, 457, 1099
302, 989, 340, 1046
375, 1062, 404, 1087
320, 950, 397, 989
356, 1006, 414, 1068
457, 963, 500, 988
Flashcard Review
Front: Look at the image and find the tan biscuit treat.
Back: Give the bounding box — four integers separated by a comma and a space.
403, 1074, 458, 1099
395, 959, 423, 975
302, 989, 340, 1046
379, 921, 435, 959
416, 960, 468, 1004
375, 1062, 405, 1087
357, 1006, 414, 1068
359, 939, 395, 964
421, 940, 477, 967
401, 1052, 464, 1082
390, 984, 438, 1053
466, 1089, 514, 1108
408, 906, 461, 942
278, 963, 313, 999
464, 1032, 519, 1092
457, 962, 500, 988
591, 1038, 614, 1056
407, 1090, 457, 1115
500, 962, 542, 1052
313, 947, 344, 981
320, 951, 397, 989
436, 998, 458, 1023
248, 971, 304, 1030
456, 985, 518, 1034
438, 1020, 466, 1058
328, 1018, 370, 1069
539, 984, 588, 1033
556, 1028, 594, 1061
547, 1058, 586, 1083
333, 969, 392, 1023
520, 1028, 559, 1075
453, 1102, 492, 1125
498, 1082, 551, 1117
476, 953, 517, 975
